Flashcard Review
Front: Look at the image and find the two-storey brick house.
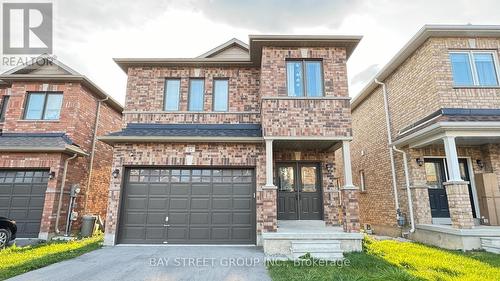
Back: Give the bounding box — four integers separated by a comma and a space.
350, 25, 500, 251
101, 36, 364, 258
0, 57, 122, 240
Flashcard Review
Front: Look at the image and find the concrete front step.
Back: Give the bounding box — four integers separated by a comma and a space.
481, 237, 500, 254
291, 241, 344, 260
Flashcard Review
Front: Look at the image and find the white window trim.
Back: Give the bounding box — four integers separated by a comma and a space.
449, 50, 500, 87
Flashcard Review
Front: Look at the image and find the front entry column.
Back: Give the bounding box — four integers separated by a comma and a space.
261, 139, 277, 232
340, 140, 360, 232
442, 136, 474, 229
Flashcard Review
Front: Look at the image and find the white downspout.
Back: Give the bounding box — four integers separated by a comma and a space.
374, 79, 400, 216
83, 97, 108, 214
55, 153, 78, 234
375, 78, 415, 233
392, 146, 416, 233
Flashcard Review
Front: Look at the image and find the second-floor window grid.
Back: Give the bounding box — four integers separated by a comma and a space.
164, 79, 181, 111
188, 79, 205, 111
24, 92, 63, 120
286, 60, 323, 97
450, 51, 499, 87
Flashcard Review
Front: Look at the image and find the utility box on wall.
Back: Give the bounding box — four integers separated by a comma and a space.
474, 173, 500, 226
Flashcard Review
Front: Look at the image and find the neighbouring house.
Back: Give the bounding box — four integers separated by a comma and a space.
349, 25, 500, 252
101, 35, 364, 259
0, 56, 123, 240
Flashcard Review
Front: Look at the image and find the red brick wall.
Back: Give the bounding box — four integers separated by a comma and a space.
0, 81, 122, 236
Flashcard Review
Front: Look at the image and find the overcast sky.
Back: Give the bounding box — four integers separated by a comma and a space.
45, 0, 500, 105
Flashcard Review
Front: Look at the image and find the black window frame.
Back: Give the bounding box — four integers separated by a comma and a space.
0, 95, 9, 122
23, 91, 64, 120
212, 78, 229, 112
187, 78, 205, 112
163, 78, 182, 111
286, 59, 324, 97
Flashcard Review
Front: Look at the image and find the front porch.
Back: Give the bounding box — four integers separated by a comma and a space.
393, 109, 500, 251
259, 137, 362, 259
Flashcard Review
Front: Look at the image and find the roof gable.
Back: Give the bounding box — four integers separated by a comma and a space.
2, 54, 80, 75
197, 38, 249, 59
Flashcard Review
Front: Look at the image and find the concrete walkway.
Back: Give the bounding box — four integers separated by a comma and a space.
8, 245, 272, 281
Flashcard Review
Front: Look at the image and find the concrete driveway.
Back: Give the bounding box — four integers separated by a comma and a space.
8, 245, 272, 281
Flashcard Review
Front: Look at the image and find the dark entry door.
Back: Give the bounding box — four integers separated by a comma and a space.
425, 158, 450, 218
277, 163, 322, 220
425, 158, 476, 219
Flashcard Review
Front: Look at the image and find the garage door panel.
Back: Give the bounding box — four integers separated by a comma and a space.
29, 197, 45, 207
167, 227, 187, 239
170, 184, 190, 195
212, 213, 231, 224
212, 184, 232, 195
11, 197, 30, 207
234, 198, 252, 209
233, 213, 252, 224
212, 228, 230, 239
0, 185, 12, 194
189, 227, 209, 239
148, 198, 168, 210
212, 198, 231, 209
191, 198, 209, 209
169, 198, 188, 209
169, 212, 188, 224
118, 168, 255, 244
148, 184, 169, 195
126, 184, 148, 195
127, 197, 147, 209
146, 212, 165, 224
190, 213, 209, 224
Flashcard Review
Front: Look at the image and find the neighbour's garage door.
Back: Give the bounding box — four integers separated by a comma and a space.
0, 170, 49, 238
118, 168, 255, 244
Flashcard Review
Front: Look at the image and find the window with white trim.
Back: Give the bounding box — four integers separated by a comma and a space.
449, 51, 499, 87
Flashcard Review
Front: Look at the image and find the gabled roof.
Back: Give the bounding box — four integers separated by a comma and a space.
0, 55, 123, 112
197, 38, 249, 59
351, 25, 500, 110
114, 34, 362, 72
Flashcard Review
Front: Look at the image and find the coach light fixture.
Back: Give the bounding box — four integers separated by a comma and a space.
48, 171, 56, 180
476, 159, 484, 169
112, 169, 120, 178
416, 157, 424, 167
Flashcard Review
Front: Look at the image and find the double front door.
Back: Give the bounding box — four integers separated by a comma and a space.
276, 162, 322, 220
425, 158, 476, 219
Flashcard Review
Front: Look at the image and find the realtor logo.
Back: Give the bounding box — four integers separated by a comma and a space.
2, 2, 52, 54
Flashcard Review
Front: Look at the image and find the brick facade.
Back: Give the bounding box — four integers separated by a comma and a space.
349, 34, 500, 236
104, 40, 360, 245
0, 80, 122, 238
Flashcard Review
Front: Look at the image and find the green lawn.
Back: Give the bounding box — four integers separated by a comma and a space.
0, 235, 103, 280
267, 237, 500, 281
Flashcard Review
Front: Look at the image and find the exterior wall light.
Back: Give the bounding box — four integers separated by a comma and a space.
416, 157, 425, 167
476, 159, 484, 169
48, 171, 56, 180
112, 169, 120, 178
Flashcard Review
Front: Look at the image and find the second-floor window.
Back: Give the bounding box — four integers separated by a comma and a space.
213, 79, 229, 111
164, 79, 181, 111
286, 60, 323, 97
188, 79, 205, 111
0, 95, 9, 122
450, 51, 499, 87
24, 92, 63, 120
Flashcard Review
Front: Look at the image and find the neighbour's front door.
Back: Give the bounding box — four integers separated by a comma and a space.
276, 162, 322, 220
425, 158, 477, 220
